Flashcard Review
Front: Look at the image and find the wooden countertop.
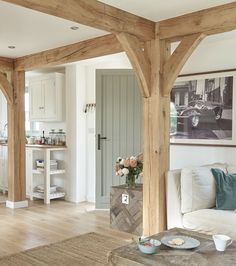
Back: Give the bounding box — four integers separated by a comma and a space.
26, 144, 67, 149
0, 143, 67, 149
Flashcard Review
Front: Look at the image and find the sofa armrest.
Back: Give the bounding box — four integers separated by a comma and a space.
166, 169, 183, 229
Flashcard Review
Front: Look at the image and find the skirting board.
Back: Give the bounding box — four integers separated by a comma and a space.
6, 200, 28, 209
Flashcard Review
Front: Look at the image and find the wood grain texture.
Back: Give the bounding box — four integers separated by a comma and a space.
0, 72, 13, 105
110, 185, 143, 235
0, 57, 14, 71
162, 33, 205, 95
8, 71, 26, 202
0, 201, 133, 257
15, 34, 123, 71
108, 227, 236, 265
116, 33, 150, 98
2, 0, 155, 41
159, 2, 236, 40
143, 37, 170, 236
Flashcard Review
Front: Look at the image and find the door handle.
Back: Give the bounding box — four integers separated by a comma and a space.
98, 134, 107, 150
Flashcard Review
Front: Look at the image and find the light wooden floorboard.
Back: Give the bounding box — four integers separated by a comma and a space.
0, 200, 133, 256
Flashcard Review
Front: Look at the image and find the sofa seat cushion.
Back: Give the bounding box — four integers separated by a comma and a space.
183, 209, 236, 240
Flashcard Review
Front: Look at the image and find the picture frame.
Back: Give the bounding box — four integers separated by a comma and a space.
170, 70, 236, 146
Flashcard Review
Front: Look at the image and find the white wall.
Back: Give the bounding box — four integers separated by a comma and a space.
169, 31, 236, 170
72, 32, 236, 203
180, 31, 236, 74
170, 145, 236, 170
64, 65, 87, 202
0, 90, 7, 136
70, 53, 132, 202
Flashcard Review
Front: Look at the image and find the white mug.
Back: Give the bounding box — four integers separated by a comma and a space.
213, 234, 233, 251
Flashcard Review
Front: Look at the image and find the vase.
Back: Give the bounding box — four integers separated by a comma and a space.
126, 174, 136, 188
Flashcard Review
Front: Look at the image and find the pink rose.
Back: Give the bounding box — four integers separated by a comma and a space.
130, 159, 137, 167
124, 159, 130, 167
115, 163, 120, 172
117, 169, 123, 176
137, 153, 143, 162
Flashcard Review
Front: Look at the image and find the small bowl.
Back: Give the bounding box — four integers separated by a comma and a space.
138, 239, 161, 254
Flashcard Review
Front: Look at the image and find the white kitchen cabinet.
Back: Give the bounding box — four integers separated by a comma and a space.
28, 73, 64, 121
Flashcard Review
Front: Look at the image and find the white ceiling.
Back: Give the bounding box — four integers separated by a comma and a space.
99, 0, 235, 21
0, 1, 108, 58
0, 0, 235, 58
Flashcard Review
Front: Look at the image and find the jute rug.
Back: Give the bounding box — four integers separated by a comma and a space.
0, 232, 127, 266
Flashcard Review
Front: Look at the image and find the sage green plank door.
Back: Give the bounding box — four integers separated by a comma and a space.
96, 70, 143, 209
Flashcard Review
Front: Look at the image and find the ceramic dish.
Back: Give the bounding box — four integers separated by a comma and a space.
138, 239, 161, 254
161, 235, 200, 249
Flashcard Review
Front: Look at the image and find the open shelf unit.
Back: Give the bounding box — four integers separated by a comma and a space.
32, 169, 66, 175
26, 146, 67, 204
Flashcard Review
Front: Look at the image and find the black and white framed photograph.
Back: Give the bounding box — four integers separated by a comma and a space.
170, 71, 236, 146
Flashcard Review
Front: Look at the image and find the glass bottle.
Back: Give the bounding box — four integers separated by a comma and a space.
49, 129, 56, 145
58, 129, 66, 146
41, 130, 45, 145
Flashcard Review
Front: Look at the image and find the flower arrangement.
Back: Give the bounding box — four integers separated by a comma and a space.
115, 154, 143, 188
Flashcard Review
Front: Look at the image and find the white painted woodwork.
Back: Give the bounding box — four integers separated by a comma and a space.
96, 70, 143, 209
26, 146, 67, 204
0, 145, 8, 194
25, 148, 32, 200
5, 200, 28, 208
28, 73, 64, 121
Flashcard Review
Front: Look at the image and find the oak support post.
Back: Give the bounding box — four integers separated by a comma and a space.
6, 70, 28, 209
142, 37, 171, 236
115, 23, 205, 236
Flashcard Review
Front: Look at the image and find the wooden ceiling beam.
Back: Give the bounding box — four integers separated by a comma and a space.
14, 34, 123, 71
0, 57, 14, 72
2, 0, 155, 41
162, 33, 205, 95
159, 2, 236, 41
116, 33, 150, 98
0, 72, 14, 105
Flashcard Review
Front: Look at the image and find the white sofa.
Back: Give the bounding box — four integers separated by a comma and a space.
166, 164, 236, 240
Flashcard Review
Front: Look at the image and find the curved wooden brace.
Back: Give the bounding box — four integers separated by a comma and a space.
0, 72, 14, 105
162, 33, 205, 96
116, 33, 151, 98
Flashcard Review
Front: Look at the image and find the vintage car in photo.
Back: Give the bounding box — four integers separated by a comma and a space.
173, 100, 223, 129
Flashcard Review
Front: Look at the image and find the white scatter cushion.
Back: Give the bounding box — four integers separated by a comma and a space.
181, 166, 219, 214
204, 163, 227, 171
227, 165, 236, 173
